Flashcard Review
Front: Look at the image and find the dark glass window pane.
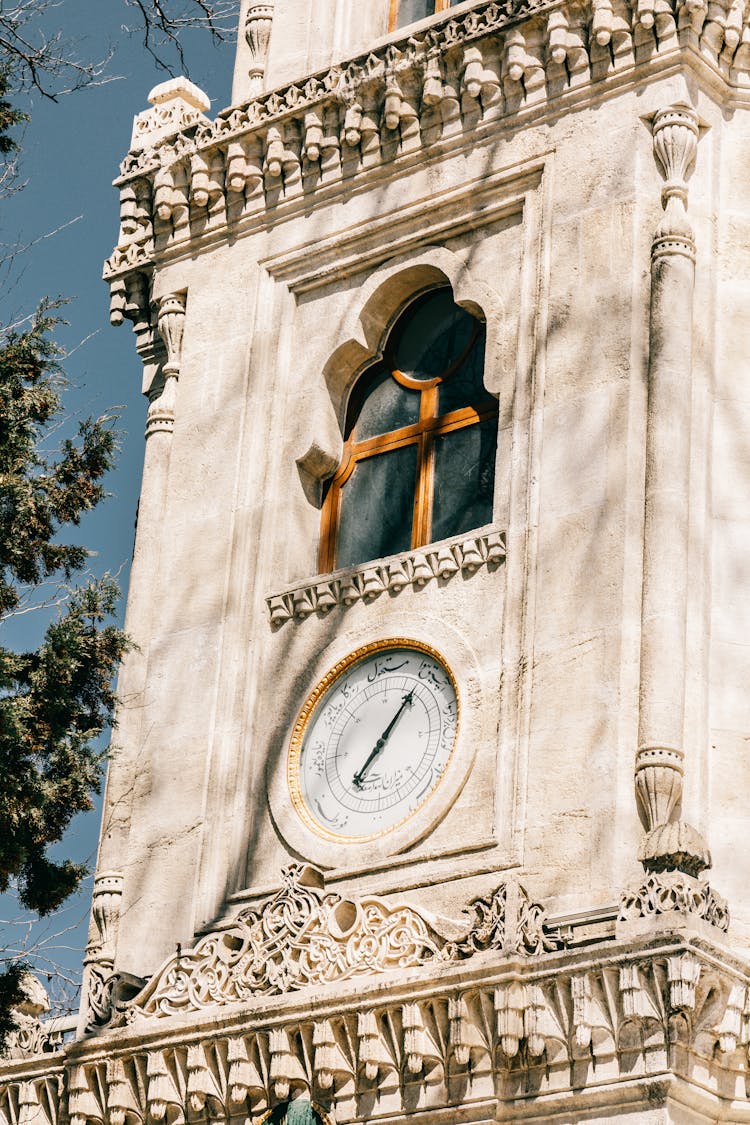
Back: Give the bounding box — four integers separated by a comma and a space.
438, 330, 494, 415
353, 369, 420, 441
396, 0, 434, 26
431, 420, 496, 542
337, 443, 418, 569
393, 289, 477, 380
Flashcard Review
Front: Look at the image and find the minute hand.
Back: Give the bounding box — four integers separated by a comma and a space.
352, 690, 414, 789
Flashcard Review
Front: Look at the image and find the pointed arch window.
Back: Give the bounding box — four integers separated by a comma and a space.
320, 287, 498, 573
388, 0, 460, 31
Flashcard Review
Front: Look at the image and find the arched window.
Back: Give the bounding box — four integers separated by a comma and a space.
320, 288, 498, 573
389, 0, 459, 31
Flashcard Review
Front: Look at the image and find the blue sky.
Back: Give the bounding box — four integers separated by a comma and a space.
0, 1, 236, 1011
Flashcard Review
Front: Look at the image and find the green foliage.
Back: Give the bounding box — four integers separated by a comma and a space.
0, 66, 26, 155
0, 963, 27, 1047
0, 307, 128, 917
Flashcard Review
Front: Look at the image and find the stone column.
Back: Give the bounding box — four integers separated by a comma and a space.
86, 293, 187, 968
635, 104, 703, 867
623, 104, 726, 932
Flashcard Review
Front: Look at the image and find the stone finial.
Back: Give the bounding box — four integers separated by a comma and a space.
246, 3, 275, 95
130, 78, 211, 153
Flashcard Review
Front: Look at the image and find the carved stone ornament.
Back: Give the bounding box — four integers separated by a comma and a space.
246, 3, 275, 95
90, 870, 124, 959
146, 292, 187, 438
267, 528, 505, 626
619, 870, 730, 932
650, 101, 699, 259
2, 975, 62, 1060
83, 963, 120, 1031
7, 941, 750, 1115
126, 864, 442, 1018
115, 865, 566, 1023
443, 877, 568, 959
130, 78, 211, 152
103, 0, 747, 293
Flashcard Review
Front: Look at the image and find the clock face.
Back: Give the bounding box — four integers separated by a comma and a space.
288, 640, 459, 842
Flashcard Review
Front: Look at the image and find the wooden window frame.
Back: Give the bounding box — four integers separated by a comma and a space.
388, 0, 452, 33
319, 305, 498, 574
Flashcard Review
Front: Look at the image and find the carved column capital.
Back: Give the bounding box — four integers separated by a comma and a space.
651, 103, 699, 209
156, 292, 186, 379
90, 870, 125, 962
146, 292, 186, 438
246, 3, 274, 95
649, 103, 700, 258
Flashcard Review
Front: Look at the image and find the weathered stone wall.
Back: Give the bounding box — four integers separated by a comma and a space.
102, 67, 724, 977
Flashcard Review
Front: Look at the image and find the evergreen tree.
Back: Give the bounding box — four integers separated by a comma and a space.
0, 0, 234, 1049
0, 66, 128, 1045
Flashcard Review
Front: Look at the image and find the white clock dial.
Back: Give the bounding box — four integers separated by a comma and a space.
288, 641, 459, 842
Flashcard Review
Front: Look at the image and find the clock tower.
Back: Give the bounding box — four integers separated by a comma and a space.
5, 1, 750, 1122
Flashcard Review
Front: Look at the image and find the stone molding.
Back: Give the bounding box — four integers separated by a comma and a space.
267, 528, 506, 627
5, 936, 750, 1121
103, 0, 750, 301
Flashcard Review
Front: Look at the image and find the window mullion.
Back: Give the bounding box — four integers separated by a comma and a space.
414, 385, 439, 547
320, 482, 340, 572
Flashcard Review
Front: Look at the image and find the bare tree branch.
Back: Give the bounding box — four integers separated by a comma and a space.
0, 0, 115, 99
121, 0, 238, 75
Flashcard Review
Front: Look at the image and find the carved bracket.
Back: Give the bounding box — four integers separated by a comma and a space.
267, 527, 505, 627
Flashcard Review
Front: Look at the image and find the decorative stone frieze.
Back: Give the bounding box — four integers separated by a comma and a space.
71, 865, 564, 1026
5, 935, 750, 1119
124, 863, 443, 1019
444, 878, 567, 958
103, 0, 750, 303
266, 528, 505, 627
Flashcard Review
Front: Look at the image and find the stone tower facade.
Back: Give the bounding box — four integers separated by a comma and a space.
4, 0, 750, 1121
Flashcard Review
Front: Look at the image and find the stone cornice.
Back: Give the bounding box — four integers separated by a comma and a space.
104, 0, 750, 311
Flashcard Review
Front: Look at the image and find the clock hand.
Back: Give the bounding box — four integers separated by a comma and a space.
352, 689, 414, 789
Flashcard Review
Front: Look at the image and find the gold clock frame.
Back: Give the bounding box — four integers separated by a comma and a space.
287, 637, 460, 844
